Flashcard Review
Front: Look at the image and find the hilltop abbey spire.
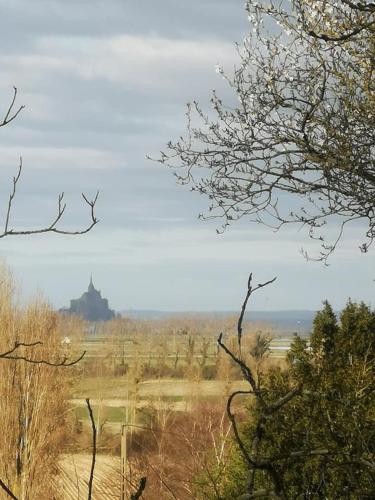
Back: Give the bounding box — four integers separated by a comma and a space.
61, 277, 115, 321
88, 274, 95, 292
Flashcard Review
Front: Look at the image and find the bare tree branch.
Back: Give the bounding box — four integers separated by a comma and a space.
218, 273, 301, 498
218, 333, 258, 394
1, 87, 24, 127
308, 21, 375, 41
218, 274, 276, 394
0, 478, 18, 500
217, 272, 374, 497
0, 340, 42, 358
159, 0, 375, 261
237, 274, 277, 346
0, 158, 99, 238
130, 477, 147, 500
86, 399, 97, 500
305, 0, 375, 42
4, 158, 22, 235
0, 341, 86, 366
0, 88, 99, 239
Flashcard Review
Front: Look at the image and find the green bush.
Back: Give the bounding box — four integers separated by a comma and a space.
199, 300, 375, 498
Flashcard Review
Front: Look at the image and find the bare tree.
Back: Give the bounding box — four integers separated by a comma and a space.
0, 278, 87, 500
1, 87, 99, 238
159, 0, 375, 261
0, 86, 99, 498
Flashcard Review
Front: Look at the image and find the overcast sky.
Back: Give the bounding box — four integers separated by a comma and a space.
0, 0, 373, 312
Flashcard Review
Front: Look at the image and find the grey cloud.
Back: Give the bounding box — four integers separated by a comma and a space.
0, 34, 236, 152
0, 0, 371, 311
0, 0, 247, 50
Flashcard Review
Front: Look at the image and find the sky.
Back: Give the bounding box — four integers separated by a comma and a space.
0, 0, 373, 312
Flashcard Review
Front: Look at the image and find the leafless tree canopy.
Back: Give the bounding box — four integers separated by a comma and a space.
0, 276, 86, 500
159, 0, 375, 261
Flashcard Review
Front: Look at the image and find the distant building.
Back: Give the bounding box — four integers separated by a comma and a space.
61, 277, 115, 322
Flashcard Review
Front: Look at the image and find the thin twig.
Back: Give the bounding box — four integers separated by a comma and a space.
4, 158, 22, 234
1, 87, 24, 127
308, 19, 375, 42
0, 340, 42, 358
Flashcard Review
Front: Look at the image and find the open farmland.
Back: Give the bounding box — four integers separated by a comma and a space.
76, 329, 294, 367
59, 318, 299, 497
73, 377, 250, 400
71, 378, 250, 433
69, 324, 293, 420
57, 454, 121, 499
67, 320, 295, 429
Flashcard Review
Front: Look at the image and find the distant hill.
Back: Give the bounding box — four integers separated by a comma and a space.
119, 309, 317, 335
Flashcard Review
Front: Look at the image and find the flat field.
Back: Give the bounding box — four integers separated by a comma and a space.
57, 454, 121, 499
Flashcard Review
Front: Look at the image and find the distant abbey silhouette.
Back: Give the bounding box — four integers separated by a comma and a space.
61, 276, 115, 321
